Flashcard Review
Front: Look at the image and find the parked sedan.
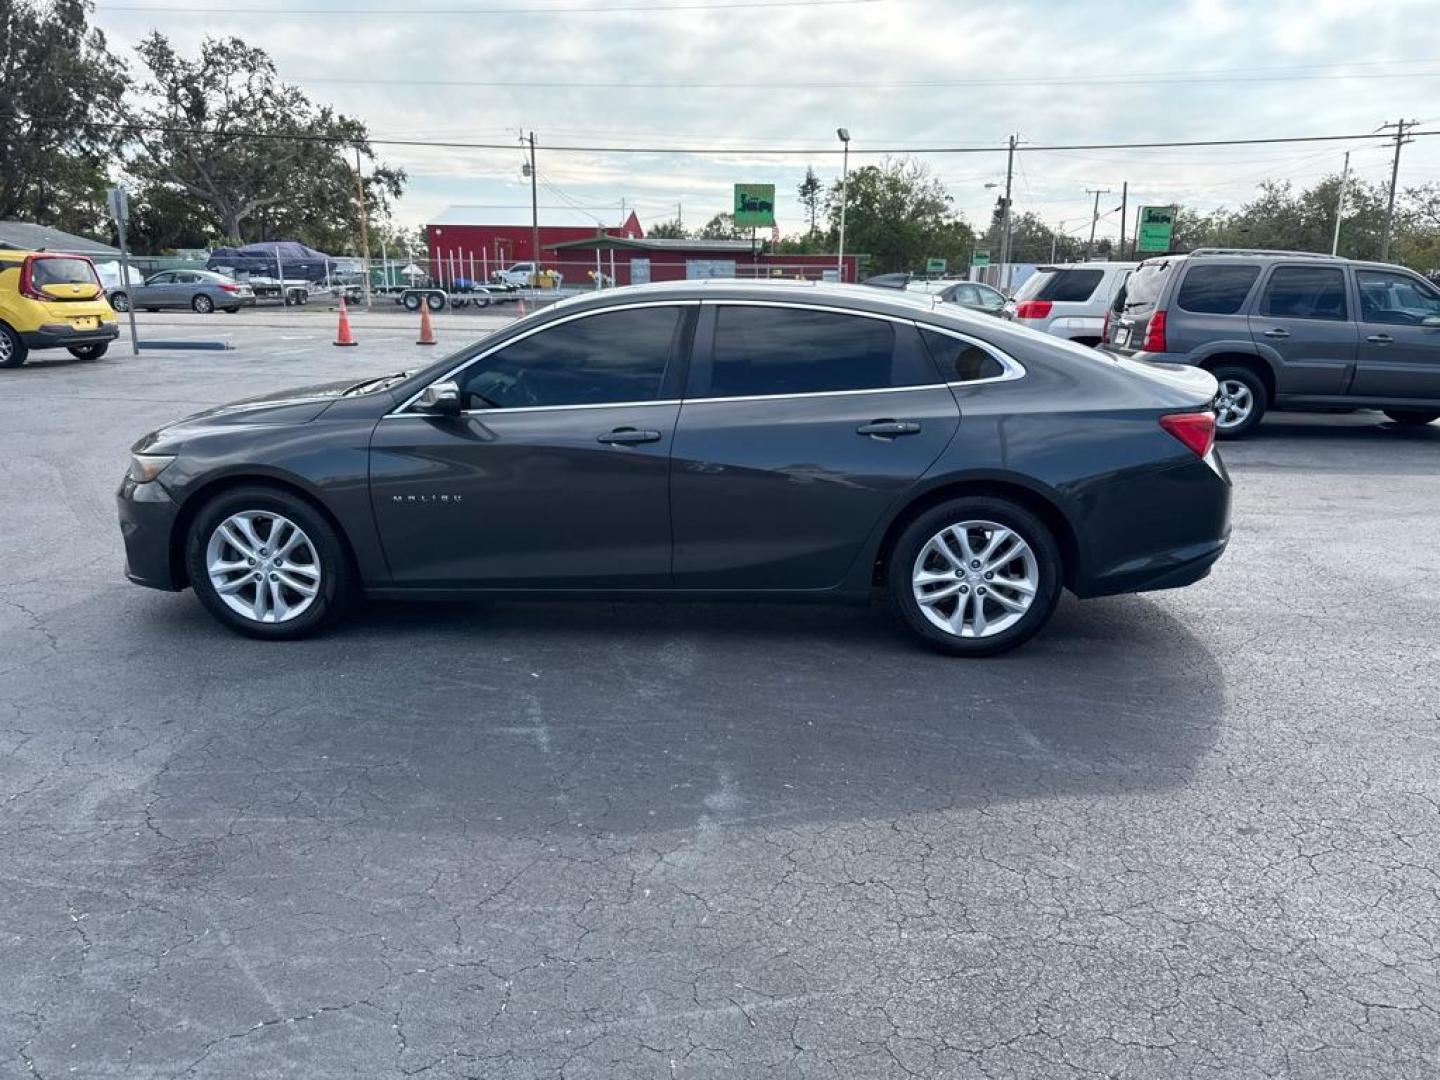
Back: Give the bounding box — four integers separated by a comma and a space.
906, 278, 1008, 316
117, 281, 1230, 656
110, 270, 255, 314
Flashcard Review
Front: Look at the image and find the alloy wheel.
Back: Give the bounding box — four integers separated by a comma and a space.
1214, 379, 1254, 430
205, 511, 321, 624
912, 520, 1039, 639
0, 333, 11, 364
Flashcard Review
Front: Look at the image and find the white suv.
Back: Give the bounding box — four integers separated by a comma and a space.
1006, 261, 1136, 346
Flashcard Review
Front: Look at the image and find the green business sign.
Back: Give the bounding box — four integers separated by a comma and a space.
971, 249, 990, 268
1137, 206, 1176, 252
733, 184, 776, 228
925, 257, 947, 274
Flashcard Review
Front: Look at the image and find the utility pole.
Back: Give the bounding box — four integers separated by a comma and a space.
1049, 221, 1063, 264
1331, 150, 1350, 256
677, 202, 683, 231
1118, 181, 1128, 259
1085, 187, 1111, 258
352, 145, 372, 308
1379, 119, 1415, 262
999, 133, 1016, 291
527, 131, 540, 287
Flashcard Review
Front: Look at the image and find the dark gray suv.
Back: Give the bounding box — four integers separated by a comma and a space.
1104, 248, 1440, 437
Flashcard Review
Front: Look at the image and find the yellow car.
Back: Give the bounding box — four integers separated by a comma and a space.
0, 249, 120, 368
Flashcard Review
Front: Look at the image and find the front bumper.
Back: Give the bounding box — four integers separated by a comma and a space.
22, 321, 121, 349
117, 477, 184, 591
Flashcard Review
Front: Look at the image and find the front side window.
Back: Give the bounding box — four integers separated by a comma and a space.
457, 306, 683, 410
1356, 269, 1440, 325
1177, 265, 1260, 314
704, 306, 926, 398
1259, 266, 1348, 321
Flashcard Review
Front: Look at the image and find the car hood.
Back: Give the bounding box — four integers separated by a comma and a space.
132, 378, 362, 454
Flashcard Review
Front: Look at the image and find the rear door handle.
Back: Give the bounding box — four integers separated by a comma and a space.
597, 427, 662, 445
1366, 333, 1394, 345
856, 419, 921, 439
1262, 328, 1291, 339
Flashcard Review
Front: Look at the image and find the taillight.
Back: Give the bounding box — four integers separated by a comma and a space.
218, 283, 238, 293
17, 257, 45, 300
1141, 309, 1168, 352
1160, 411, 1215, 458
1014, 300, 1053, 320
1102, 307, 1112, 342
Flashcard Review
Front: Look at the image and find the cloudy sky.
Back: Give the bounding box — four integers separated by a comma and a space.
91, 0, 1440, 244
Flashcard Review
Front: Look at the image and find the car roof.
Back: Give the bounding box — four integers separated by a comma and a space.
1031, 261, 1138, 272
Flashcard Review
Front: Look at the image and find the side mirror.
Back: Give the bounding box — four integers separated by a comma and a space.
416, 380, 461, 416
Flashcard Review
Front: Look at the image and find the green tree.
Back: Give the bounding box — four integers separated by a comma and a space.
797, 165, 823, 236
987, 210, 1083, 264
824, 157, 974, 274
124, 34, 404, 248
0, 0, 127, 234
646, 218, 687, 239
698, 212, 746, 240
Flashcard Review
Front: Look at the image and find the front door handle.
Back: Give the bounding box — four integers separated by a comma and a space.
1366, 333, 1394, 345
1262, 327, 1291, 339
856, 419, 922, 439
597, 427, 662, 445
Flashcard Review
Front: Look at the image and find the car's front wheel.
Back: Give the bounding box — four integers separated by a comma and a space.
889, 496, 1063, 657
185, 486, 352, 639
1384, 409, 1440, 427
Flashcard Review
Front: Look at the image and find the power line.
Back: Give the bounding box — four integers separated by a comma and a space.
12, 116, 1440, 157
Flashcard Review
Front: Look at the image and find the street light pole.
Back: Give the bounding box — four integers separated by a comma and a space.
836, 128, 850, 282
999, 134, 1016, 292
527, 131, 540, 287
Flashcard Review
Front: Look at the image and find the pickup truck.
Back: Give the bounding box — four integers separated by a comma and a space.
490, 263, 564, 288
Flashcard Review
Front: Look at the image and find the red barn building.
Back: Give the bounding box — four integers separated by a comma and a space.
426, 205, 642, 283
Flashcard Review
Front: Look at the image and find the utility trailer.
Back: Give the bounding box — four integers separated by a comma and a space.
394, 284, 523, 312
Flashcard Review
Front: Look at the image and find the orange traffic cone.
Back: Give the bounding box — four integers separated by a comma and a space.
334, 296, 358, 347
416, 302, 436, 346
515, 295, 527, 318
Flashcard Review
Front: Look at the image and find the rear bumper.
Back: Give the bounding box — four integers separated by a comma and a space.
1072, 452, 1232, 599
22, 321, 120, 349
117, 477, 183, 591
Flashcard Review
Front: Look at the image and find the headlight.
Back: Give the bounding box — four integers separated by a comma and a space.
127, 454, 175, 484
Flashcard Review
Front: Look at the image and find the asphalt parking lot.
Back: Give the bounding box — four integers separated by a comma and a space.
3, 318, 1439, 1079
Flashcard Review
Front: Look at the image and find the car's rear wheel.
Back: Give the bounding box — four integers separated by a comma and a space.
0, 323, 27, 368
889, 497, 1063, 657
1211, 364, 1268, 439
185, 486, 352, 640
67, 343, 109, 360
192, 294, 215, 314
1384, 409, 1440, 426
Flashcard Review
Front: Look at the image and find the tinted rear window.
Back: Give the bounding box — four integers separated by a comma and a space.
707, 306, 932, 397
1123, 262, 1173, 312
919, 328, 1004, 382
30, 257, 99, 287
1176, 265, 1260, 314
1014, 268, 1104, 303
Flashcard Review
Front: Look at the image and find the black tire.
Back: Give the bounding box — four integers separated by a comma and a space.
888, 496, 1063, 657
425, 292, 445, 312
403, 292, 422, 312
192, 293, 215, 314
67, 342, 109, 361
109, 291, 130, 312
144, 308, 160, 313
1210, 364, 1268, 439
1384, 409, 1440, 426
0, 322, 27, 368
185, 485, 353, 640
224, 307, 240, 314
474, 293, 491, 308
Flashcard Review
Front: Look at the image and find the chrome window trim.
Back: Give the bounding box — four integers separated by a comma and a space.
388, 299, 701, 416
384, 297, 1026, 420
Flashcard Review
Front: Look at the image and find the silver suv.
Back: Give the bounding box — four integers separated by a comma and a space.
1104, 248, 1440, 437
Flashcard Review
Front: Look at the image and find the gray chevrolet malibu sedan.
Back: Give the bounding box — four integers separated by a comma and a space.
117, 281, 1231, 656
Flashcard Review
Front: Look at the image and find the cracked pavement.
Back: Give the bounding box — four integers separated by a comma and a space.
2, 324, 1439, 1078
